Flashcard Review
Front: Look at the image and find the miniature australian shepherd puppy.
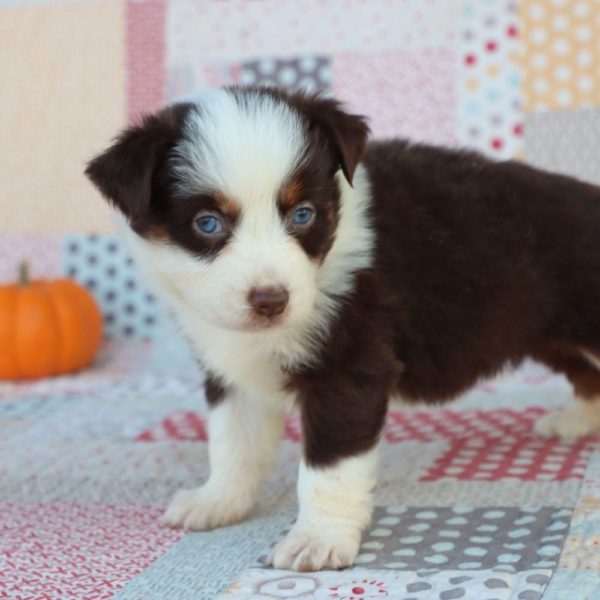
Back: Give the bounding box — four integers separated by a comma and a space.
86, 86, 600, 572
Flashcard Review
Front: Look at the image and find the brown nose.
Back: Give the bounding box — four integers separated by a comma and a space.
248, 287, 289, 317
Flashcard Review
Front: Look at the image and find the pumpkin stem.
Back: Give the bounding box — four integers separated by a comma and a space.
18, 262, 30, 286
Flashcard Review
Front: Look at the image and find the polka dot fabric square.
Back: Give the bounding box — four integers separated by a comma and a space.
459, 0, 523, 158
356, 506, 570, 571
238, 56, 330, 94
383, 408, 595, 482
422, 436, 592, 482
166, 0, 458, 67
385, 408, 547, 442
63, 234, 162, 341
520, 0, 600, 112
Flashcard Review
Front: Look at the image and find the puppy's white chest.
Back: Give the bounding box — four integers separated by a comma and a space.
191, 323, 293, 397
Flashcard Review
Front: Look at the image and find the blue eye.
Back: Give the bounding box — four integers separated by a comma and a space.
292, 205, 315, 226
195, 213, 224, 235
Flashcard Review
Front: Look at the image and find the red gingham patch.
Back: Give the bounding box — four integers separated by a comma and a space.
0, 502, 181, 600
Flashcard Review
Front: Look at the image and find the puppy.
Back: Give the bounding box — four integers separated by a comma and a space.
86, 87, 600, 571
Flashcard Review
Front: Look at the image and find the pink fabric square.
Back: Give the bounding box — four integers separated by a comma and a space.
127, 0, 167, 122
0, 235, 62, 284
0, 501, 181, 599
332, 48, 457, 144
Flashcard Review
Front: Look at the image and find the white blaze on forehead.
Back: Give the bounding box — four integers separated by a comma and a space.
172, 89, 307, 209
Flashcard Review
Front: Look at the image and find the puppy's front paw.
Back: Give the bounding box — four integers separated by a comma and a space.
534, 408, 599, 439
161, 487, 252, 531
267, 528, 360, 572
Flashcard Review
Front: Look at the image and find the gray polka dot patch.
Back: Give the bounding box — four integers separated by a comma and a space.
354, 506, 571, 570
63, 235, 162, 341
239, 55, 330, 93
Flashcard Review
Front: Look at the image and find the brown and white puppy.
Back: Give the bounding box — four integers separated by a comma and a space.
86, 86, 600, 572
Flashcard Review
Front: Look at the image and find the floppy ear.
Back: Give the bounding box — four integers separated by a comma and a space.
301, 96, 370, 185
85, 105, 189, 224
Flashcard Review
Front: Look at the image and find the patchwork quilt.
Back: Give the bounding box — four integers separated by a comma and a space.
2, 323, 600, 598
2, 0, 600, 598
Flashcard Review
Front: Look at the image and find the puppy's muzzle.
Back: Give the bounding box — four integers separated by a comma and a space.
248, 286, 289, 318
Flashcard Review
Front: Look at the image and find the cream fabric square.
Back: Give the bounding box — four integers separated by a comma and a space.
0, 1, 127, 233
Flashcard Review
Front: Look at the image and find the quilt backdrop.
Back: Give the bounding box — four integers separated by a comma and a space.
2, 1, 600, 598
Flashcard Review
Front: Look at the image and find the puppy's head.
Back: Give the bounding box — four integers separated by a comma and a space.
86, 88, 369, 332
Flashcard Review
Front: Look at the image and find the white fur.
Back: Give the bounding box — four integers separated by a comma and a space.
581, 349, 600, 372
268, 445, 379, 571
534, 349, 600, 438
535, 398, 600, 438
172, 89, 306, 202
162, 387, 285, 530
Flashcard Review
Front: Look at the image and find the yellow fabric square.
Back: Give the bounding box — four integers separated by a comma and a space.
0, 1, 126, 233
520, 0, 600, 112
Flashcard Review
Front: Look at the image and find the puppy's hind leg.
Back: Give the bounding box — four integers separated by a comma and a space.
534, 349, 600, 439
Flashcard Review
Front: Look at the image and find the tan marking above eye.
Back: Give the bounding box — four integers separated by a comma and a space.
145, 223, 169, 240
280, 179, 303, 208
215, 193, 241, 219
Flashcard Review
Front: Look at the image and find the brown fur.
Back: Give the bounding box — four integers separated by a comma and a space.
293, 139, 600, 466
204, 372, 227, 406
214, 193, 241, 221
280, 179, 304, 209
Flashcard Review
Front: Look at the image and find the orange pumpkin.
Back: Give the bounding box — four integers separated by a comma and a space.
0, 264, 103, 380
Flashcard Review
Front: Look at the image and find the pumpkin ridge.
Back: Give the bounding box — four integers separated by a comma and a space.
13, 285, 22, 378
50, 281, 87, 373
66, 281, 103, 367
0, 288, 18, 378
46, 284, 67, 374
40, 286, 61, 377
17, 285, 60, 378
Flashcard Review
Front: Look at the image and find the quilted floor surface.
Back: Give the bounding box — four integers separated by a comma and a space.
4, 0, 600, 597
2, 336, 600, 599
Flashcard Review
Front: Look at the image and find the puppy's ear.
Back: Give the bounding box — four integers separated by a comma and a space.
301, 96, 370, 185
85, 105, 189, 224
